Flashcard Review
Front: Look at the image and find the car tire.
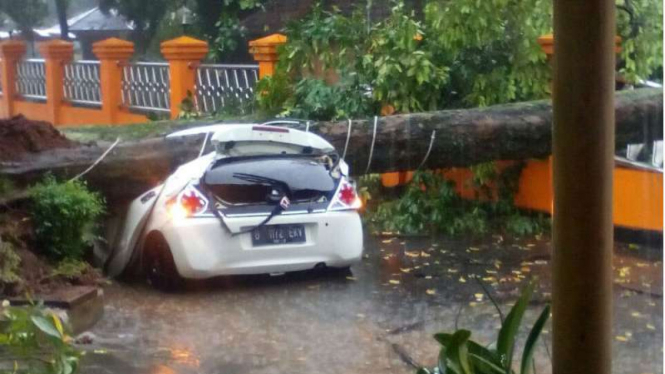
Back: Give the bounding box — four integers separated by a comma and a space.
143, 232, 184, 292
328, 266, 352, 276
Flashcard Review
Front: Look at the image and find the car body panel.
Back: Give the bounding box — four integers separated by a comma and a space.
106, 123, 363, 280
157, 211, 362, 278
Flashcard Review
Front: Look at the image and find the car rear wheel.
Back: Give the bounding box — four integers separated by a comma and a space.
143, 232, 183, 292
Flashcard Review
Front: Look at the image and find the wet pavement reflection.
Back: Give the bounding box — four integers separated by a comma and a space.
80, 233, 662, 374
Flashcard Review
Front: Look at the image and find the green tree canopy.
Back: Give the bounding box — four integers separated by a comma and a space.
0, 0, 48, 40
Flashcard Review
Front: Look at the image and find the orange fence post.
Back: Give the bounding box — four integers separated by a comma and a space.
248, 33, 287, 79
161, 36, 208, 119
93, 38, 134, 124
38, 39, 74, 126
0, 40, 27, 118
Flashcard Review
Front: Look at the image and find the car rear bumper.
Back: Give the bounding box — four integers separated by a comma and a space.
156, 211, 363, 279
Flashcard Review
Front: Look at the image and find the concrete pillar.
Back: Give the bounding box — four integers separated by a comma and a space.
161, 36, 208, 119
38, 39, 74, 126
551, 1, 616, 374
0, 40, 27, 118
93, 38, 135, 124
248, 33, 287, 79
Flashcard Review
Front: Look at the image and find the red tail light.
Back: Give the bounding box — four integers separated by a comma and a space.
167, 185, 209, 219
329, 179, 362, 211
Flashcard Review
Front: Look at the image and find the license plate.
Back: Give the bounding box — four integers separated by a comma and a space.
251, 224, 306, 246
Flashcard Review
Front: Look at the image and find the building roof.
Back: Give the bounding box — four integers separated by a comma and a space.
33, 7, 132, 39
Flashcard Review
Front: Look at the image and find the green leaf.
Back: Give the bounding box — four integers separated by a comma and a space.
31, 315, 62, 339
497, 282, 535, 372
467, 340, 504, 373
446, 330, 473, 374
520, 304, 551, 374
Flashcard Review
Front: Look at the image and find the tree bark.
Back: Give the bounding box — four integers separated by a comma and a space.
54, 0, 69, 41
1, 88, 661, 205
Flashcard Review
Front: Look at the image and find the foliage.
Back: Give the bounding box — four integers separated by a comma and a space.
0, 300, 82, 374
29, 176, 105, 261
99, 0, 174, 51
209, 13, 248, 59
196, 0, 265, 58
287, 78, 376, 120
417, 282, 550, 374
49, 259, 90, 281
362, 2, 449, 112
177, 91, 202, 120
365, 168, 550, 237
259, 0, 661, 119
616, 0, 664, 83
265, 2, 449, 118
425, 0, 552, 107
366, 171, 490, 236
0, 177, 15, 198
0, 239, 21, 292
255, 69, 294, 117
0, 0, 48, 40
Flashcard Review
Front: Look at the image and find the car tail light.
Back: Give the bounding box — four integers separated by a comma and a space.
167, 184, 209, 219
328, 179, 362, 211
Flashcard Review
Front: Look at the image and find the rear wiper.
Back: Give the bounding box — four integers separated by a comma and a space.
232, 172, 288, 189
228, 172, 291, 236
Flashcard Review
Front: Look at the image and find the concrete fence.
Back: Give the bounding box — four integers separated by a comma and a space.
0, 34, 286, 126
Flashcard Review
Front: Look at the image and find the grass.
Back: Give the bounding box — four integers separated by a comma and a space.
61, 113, 262, 142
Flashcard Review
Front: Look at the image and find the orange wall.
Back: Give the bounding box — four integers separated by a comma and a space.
380, 159, 663, 232
614, 167, 663, 231
12, 100, 147, 126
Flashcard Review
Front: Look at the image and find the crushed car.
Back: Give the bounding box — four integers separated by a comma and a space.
95, 121, 364, 289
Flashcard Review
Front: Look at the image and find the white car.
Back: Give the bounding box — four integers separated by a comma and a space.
97, 122, 364, 289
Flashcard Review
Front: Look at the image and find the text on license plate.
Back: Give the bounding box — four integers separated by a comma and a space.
251, 224, 306, 246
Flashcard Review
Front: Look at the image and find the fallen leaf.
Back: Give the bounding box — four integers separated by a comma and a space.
382, 239, 394, 244
631, 311, 643, 318
425, 275, 433, 279
646, 324, 656, 330
405, 251, 420, 258
345, 276, 357, 281
447, 268, 459, 274
615, 336, 628, 342
534, 260, 548, 265
485, 270, 497, 274
400, 268, 412, 273
618, 267, 631, 278
420, 251, 431, 257
389, 280, 400, 285
474, 293, 484, 301
426, 289, 436, 295
628, 243, 640, 250
459, 276, 467, 283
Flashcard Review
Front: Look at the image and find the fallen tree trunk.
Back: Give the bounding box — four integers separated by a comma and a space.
1, 88, 661, 205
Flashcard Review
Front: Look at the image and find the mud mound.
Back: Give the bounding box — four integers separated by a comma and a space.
0, 115, 73, 161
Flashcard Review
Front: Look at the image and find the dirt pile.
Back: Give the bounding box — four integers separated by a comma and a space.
0, 115, 74, 161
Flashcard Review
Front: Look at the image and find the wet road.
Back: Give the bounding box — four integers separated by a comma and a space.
80, 233, 662, 374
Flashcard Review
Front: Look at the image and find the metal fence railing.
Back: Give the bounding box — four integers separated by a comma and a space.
195, 64, 259, 114
64, 60, 101, 107
16, 59, 46, 102
121, 62, 171, 114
